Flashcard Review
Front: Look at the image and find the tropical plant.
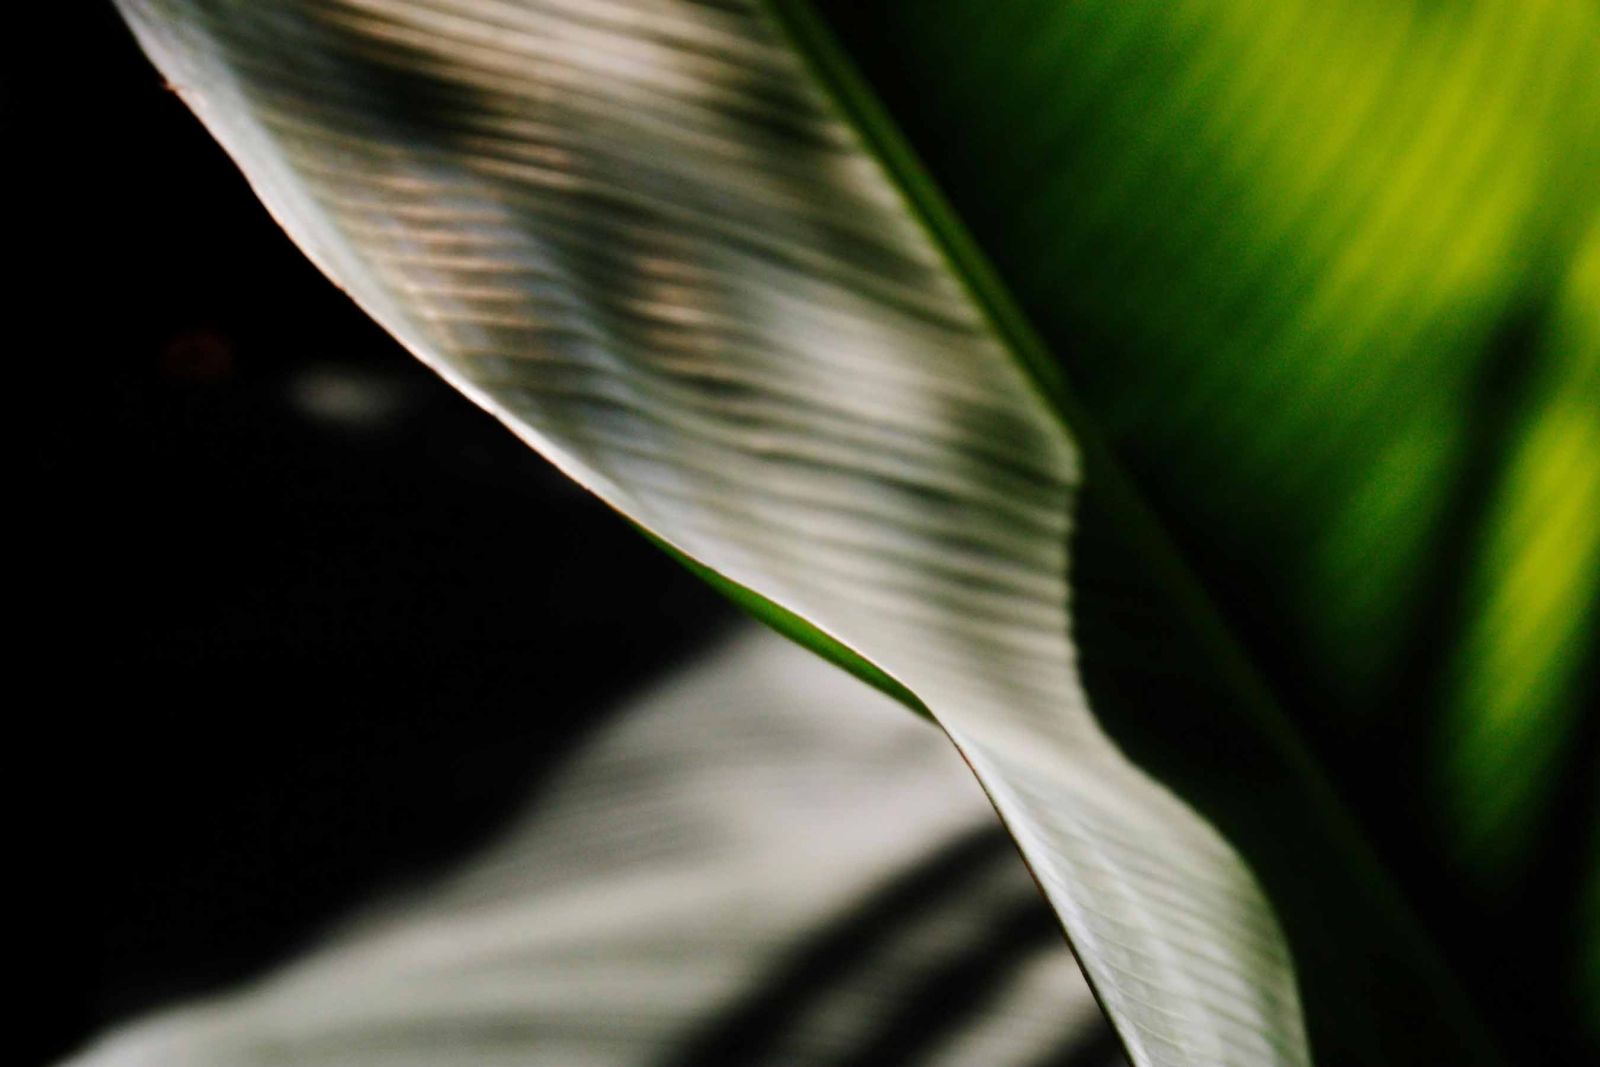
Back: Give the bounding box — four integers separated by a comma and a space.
88, 1, 1598, 1065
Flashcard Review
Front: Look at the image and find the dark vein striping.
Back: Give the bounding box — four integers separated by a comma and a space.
832, 898, 1062, 1067
657, 825, 1015, 1067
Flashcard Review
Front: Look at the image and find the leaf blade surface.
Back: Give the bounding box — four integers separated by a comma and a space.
114, 0, 1309, 1063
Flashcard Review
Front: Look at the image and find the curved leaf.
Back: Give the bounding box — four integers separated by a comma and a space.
113, 0, 1309, 1063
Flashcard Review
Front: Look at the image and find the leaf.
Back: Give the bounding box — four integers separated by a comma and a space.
64, 628, 1123, 1067
820, 0, 1600, 862
112, 1, 1312, 1063
811, 1, 1598, 1055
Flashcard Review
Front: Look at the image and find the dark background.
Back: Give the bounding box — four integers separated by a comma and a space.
18, 8, 729, 1063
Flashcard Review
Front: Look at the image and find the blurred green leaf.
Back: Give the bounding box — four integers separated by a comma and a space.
813, 0, 1598, 1058
814, 0, 1599, 876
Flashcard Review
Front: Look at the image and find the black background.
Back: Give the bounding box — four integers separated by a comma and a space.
18, 8, 729, 1063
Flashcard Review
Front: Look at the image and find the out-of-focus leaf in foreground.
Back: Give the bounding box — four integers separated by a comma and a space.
65, 629, 1123, 1067
111, 1, 1313, 1064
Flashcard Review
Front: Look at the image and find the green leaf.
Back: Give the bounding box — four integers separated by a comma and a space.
816, 0, 1600, 867
113, 0, 1312, 1063
810, 0, 1598, 1056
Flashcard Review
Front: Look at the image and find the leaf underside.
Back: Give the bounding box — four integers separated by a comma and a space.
115, 0, 1311, 1064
